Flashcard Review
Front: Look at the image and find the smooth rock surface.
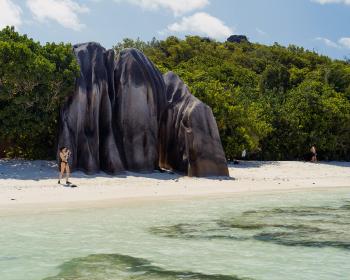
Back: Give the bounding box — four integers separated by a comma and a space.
113, 48, 166, 171
58, 43, 228, 177
58, 43, 166, 173
58, 42, 124, 174
159, 72, 229, 177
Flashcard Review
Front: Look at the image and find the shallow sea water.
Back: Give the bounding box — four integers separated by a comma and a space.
0, 188, 350, 280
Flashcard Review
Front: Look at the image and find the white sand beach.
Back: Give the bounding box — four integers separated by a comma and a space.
0, 160, 349, 212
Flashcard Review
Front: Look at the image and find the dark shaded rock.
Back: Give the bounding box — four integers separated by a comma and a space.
113, 48, 167, 171
58, 43, 228, 177
159, 72, 229, 177
227, 35, 249, 43
58, 43, 165, 174
58, 42, 124, 174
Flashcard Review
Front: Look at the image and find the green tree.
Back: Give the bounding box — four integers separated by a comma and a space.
0, 26, 79, 158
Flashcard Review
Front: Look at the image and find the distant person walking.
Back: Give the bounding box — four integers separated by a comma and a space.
242, 149, 247, 159
58, 147, 72, 185
310, 145, 317, 163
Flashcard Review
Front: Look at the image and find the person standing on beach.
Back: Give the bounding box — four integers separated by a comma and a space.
310, 145, 317, 163
242, 149, 247, 159
58, 147, 72, 185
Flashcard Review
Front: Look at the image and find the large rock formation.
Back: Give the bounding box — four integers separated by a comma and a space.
58, 43, 124, 174
58, 42, 229, 177
159, 72, 229, 177
114, 49, 167, 171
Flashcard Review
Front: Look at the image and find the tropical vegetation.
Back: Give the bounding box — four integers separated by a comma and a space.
1, 27, 350, 160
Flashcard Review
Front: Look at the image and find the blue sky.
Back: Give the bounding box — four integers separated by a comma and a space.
1, 0, 350, 60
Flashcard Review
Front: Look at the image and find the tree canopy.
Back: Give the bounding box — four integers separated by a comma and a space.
0, 26, 79, 158
1, 28, 349, 161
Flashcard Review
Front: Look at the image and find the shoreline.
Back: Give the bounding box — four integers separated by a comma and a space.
1, 186, 349, 217
1, 160, 349, 214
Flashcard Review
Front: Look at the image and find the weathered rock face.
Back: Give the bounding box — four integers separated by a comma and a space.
58, 42, 228, 177
114, 49, 166, 171
58, 43, 165, 174
58, 43, 124, 174
159, 72, 229, 177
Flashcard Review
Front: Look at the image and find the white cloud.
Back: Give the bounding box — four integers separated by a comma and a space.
311, 0, 350, 5
315, 37, 350, 49
338, 37, 350, 48
256, 28, 267, 36
114, 0, 209, 16
165, 12, 233, 40
26, 0, 89, 31
315, 37, 340, 48
0, 0, 22, 29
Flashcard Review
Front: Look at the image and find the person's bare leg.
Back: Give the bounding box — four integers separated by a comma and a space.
58, 163, 65, 184
65, 165, 71, 184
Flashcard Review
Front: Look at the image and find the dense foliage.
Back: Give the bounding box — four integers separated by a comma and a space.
115, 37, 350, 160
0, 27, 79, 158
1, 27, 349, 161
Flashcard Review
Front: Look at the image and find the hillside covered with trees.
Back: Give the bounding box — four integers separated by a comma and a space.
1, 27, 350, 160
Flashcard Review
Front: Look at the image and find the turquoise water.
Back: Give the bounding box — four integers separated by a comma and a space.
0, 188, 350, 280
